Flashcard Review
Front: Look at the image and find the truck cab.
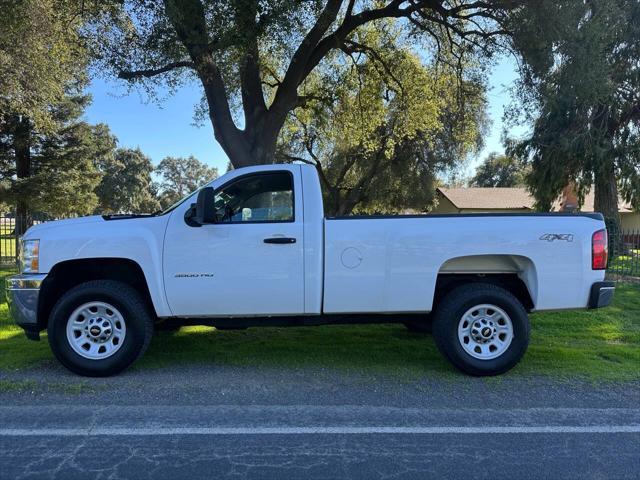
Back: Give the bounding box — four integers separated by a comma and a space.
163, 165, 321, 317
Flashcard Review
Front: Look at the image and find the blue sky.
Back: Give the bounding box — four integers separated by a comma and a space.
84, 78, 227, 172
474, 55, 524, 173
84, 55, 523, 177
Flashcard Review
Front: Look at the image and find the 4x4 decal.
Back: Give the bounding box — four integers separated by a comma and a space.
539, 233, 574, 242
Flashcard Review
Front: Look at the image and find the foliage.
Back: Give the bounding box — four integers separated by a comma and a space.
96, 148, 160, 214
470, 152, 528, 188
278, 27, 486, 215
0, 0, 117, 229
0, 84, 160, 217
87, 0, 512, 169
0, 0, 88, 132
0, 87, 116, 217
506, 0, 640, 222
155, 156, 218, 208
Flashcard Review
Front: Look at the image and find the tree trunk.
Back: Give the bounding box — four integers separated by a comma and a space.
13, 115, 32, 237
243, 112, 287, 165
593, 158, 621, 259
197, 62, 287, 168
335, 192, 361, 216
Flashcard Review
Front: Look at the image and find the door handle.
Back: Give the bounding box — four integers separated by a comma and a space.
264, 237, 296, 244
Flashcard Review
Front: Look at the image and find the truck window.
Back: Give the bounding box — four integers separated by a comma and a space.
213, 172, 294, 223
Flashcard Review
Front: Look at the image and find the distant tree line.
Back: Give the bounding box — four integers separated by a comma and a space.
470, 153, 528, 188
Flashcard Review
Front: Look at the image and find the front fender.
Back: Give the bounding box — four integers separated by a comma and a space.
35, 216, 172, 317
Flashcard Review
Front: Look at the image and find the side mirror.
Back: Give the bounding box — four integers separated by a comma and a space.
184, 187, 216, 227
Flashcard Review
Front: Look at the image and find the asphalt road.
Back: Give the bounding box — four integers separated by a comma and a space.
1, 365, 639, 479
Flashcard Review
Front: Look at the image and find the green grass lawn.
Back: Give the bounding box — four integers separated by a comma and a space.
1, 267, 638, 381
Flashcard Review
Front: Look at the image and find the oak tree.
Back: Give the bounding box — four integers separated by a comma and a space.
96, 147, 161, 214
90, 0, 513, 169
277, 26, 486, 215
155, 155, 218, 208
470, 152, 527, 188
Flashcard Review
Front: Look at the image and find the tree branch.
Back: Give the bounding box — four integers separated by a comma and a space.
302, 0, 515, 83
296, 93, 334, 107
272, 0, 344, 111
237, 1, 268, 130
345, 0, 356, 18
164, 0, 249, 165
341, 40, 404, 94
262, 79, 281, 88
118, 61, 195, 80
277, 152, 316, 165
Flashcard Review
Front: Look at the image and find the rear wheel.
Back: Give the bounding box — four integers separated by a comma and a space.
48, 280, 154, 377
432, 283, 530, 376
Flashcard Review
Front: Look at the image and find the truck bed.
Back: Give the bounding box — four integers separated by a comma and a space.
322, 213, 605, 314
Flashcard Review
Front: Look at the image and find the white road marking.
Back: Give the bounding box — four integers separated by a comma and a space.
1, 425, 639, 437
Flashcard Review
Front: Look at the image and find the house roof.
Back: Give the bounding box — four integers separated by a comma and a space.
437, 187, 634, 213
568, 190, 633, 213
437, 187, 536, 210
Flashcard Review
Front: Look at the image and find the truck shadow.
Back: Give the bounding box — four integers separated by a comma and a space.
139, 324, 456, 376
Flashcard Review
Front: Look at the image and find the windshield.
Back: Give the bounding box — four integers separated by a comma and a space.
158, 186, 203, 216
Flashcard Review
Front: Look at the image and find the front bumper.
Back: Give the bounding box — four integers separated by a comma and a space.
5, 273, 47, 340
588, 281, 615, 309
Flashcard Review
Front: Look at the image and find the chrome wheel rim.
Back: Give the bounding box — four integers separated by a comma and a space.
66, 302, 126, 360
457, 304, 513, 360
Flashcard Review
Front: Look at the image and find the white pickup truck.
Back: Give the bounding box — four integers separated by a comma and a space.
7, 164, 614, 377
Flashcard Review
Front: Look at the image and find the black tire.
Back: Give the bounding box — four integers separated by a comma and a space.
48, 280, 154, 377
432, 283, 530, 376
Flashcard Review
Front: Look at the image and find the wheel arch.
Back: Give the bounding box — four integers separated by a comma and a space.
38, 258, 158, 330
434, 254, 538, 312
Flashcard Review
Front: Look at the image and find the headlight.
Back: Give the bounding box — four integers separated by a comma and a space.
19, 239, 40, 273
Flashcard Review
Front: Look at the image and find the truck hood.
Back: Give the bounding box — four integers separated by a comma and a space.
23, 216, 105, 238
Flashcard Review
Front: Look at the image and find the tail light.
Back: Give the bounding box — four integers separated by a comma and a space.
592, 229, 608, 270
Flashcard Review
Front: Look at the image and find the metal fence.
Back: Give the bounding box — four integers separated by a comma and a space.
0, 214, 17, 267
0, 213, 48, 267
607, 229, 640, 281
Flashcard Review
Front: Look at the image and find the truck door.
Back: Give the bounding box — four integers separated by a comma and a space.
162, 167, 304, 316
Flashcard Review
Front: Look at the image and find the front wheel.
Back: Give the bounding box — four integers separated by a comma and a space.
432, 283, 530, 376
48, 280, 154, 377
